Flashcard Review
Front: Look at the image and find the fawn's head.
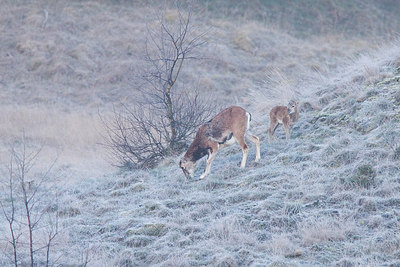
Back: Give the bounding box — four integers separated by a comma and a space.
287, 100, 299, 114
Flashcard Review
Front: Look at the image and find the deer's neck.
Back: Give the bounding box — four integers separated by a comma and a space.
186, 142, 208, 162
291, 107, 299, 121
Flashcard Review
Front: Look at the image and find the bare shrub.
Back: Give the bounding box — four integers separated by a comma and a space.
0, 136, 59, 267
102, 2, 214, 169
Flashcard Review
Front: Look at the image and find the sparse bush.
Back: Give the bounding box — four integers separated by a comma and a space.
341, 164, 376, 189
102, 2, 213, 169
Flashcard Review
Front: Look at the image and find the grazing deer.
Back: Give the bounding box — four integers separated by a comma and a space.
179, 106, 261, 179
268, 100, 299, 143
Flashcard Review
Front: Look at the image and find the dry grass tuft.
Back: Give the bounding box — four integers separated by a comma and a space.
247, 68, 300, 121
233, 31, 253, 53
267, 234, 298, 256
299, 217, 353, 246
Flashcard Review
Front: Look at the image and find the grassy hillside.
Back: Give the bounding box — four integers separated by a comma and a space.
1, 0, 400, 266
40, 43, 399, 266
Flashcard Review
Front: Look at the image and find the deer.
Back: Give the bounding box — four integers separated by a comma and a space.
268, 100, 299, 143
179, 106, 261, 179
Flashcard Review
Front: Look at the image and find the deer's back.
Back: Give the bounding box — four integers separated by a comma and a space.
206, 106, 247, 141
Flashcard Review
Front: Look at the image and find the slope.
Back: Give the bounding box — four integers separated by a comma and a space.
49, 43, 400, 266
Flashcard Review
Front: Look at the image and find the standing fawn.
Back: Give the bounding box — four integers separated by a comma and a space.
268, 100, 299, 143
180, 106, 261, 179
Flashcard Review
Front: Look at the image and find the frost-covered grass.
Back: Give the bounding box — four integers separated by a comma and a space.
43, 44, 400, 266
1, 1, 400, 266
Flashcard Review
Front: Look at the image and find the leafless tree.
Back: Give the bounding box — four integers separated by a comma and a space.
1, 158, 19, 267
102, 2, 214, 169
0, 136, 59, 266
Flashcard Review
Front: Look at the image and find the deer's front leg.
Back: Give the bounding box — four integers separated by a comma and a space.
200, 146, 218, 179
283, 117, 291, 140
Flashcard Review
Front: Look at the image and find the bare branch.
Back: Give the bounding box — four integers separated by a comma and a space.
0, 155, 18, 267
1, 136, 60, 266
101, 1, 213, 169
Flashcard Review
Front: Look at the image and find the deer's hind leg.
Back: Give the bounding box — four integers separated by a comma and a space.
246, 134, 260, 162
232, 133, 249, 168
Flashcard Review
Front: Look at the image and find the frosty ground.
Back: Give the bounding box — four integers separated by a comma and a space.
1, 1, 400, 266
